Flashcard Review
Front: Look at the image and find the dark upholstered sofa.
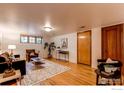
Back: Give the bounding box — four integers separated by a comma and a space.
0, 57, 26, 76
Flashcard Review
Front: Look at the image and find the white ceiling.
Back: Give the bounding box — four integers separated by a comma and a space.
0, 3, 124, 37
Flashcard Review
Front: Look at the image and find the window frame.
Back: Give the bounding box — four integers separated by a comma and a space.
20, 35, 29, 43
20, 34, 42, 44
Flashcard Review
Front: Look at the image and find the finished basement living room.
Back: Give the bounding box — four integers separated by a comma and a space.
0, 3, 124, 86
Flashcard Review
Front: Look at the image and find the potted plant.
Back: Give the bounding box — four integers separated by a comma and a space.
44, 42, 56, 58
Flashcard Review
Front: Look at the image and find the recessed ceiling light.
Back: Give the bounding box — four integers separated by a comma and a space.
43, 27, 52, 32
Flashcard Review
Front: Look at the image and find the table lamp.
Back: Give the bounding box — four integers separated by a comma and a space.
3, 45, 17, 76
8, 45, 16, 57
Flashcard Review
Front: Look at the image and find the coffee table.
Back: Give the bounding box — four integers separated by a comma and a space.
31, 57, 45, 66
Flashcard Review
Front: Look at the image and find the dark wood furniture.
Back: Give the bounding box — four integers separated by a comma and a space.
14, 54, 20, 59
0, 56, 6, 62
0, 60, 26, 76
102, 24, 124, 74
95, 59, 122, 85
56, 50, 69, 61
26, 49, 39, 62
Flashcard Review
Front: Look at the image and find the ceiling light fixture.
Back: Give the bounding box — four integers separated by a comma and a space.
43, 27, 52, 32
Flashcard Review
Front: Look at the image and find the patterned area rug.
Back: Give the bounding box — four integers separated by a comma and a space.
21, 60, 70, 85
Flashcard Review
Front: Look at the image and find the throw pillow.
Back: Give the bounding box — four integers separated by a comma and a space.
106, 58, 113, 63
1, 52, 10, 62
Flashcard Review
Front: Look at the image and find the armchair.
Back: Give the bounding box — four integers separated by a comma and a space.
26, 49, 39, 62
95, 59, 122, 85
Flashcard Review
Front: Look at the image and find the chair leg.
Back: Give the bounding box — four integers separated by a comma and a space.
120, 77, 122, 85
107, 79, 110, 85
96, 74, 99, 85
112, 79, 115, 85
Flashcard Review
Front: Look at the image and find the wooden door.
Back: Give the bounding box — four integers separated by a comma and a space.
77, 31, 91, 65
102, 24, 122, 61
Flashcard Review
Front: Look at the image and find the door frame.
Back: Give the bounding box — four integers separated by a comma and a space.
77, 30, 92, 66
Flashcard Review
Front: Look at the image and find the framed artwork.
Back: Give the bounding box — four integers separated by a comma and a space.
36, 37, 42, 44
29, 36, 35, 44
20, 35, 28, 43
61, 38, 68, 49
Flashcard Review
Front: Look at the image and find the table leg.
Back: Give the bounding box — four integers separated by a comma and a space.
65, 54, 66, 61
96, 74, 99, 85
68, 54, 69, 61
56, 51, 58, 60
59, 53, 60, 60
19, 77, 21, 85
16, 77, 21, 85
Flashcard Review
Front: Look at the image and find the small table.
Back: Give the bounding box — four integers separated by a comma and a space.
0, 70, 21, 85
56, 50, 69, 61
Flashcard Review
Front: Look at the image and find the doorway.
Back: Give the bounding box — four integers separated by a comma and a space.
77, 31, 91, 66
102, 24, 122, 61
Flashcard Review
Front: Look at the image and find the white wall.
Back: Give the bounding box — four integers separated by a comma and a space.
0, 32, 2, 51
51, 33, 77, 63
0, 21, 102, 68
0, 23, 49, 59
91, 27, 102, 68
51, 27, 102, 68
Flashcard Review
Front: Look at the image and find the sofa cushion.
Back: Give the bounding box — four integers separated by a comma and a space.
0, 56, 6, 63
1, 52, 9, 62
0, 60, 26, 76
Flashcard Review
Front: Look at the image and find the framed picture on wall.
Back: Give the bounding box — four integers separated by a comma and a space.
61, 38, 68, 49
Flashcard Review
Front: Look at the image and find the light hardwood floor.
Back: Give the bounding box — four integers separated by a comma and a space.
8, 58, 124, 85
41, 58, 96, 85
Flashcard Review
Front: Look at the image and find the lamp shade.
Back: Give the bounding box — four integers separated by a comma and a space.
8, 45, 16, 50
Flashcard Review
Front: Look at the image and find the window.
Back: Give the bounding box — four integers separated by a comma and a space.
20, 35, 42, 44
29, 36, 35, 44
36, 37, 42, 44
20, 35, 28, 43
